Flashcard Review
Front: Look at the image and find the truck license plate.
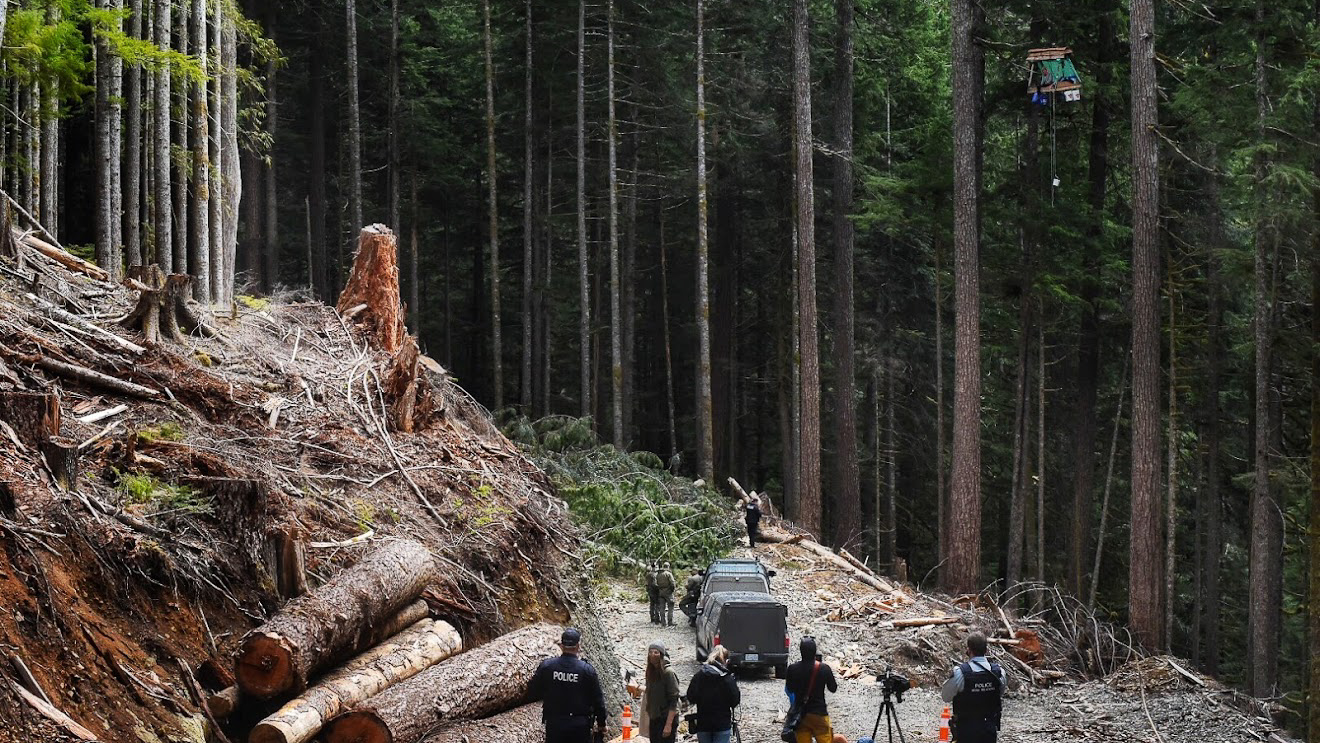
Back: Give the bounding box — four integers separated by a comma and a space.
744, 653, 759, 662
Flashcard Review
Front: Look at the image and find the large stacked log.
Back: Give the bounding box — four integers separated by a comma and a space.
336, 224, 434, 433
421, 703, 544, 743
250, 618, 464, 743
235, 539, 437, 699
321, 623, 561, 743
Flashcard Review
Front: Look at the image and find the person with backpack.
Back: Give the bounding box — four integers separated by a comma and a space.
647, 562, 661, 624
685, 645, 741, 743
783, 636, 837, 743
940, 632, 1006, 743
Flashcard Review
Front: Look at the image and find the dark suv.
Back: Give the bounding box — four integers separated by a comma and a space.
696, 591, 790, 675
699, 558, 775, 600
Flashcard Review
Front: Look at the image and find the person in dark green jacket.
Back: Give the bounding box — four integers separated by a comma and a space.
645, 641, 681, 743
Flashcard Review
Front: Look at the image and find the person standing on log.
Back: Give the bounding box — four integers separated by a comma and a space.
684, 645, 740, 743
744, 496, 763, 548
656, 562, 677, 626
940, 632, 1005, 743
529, 628, 607, 743
647, 561, 661, 625
645, 641, 681, 743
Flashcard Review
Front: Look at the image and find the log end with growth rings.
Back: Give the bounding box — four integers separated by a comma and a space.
236, 631, 299, 700
323, 709, 391, 743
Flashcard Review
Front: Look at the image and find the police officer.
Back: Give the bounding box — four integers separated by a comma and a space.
647, 562, 661, 624
680, 571, 703, 626
530, 628, 608, 743
940, 632, 1005, 743
656, 562, 677, 626
744, 496, 763, 548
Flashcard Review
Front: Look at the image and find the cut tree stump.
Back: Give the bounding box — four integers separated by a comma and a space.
250, 618, 464, 743
235, 539, 438, 699
40, 437, 79, 491
321, 623, 561, 743
336, 225, 435, 433
0, 391, 60, 450
420, 703, 544, 743
337, 225, 406, 353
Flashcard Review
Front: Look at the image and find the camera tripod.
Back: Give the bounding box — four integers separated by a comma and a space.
862, 686, 907, 743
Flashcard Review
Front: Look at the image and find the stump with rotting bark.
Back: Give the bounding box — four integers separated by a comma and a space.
121, 266, 216, 344
235, 539, 437, 700
40, 437, 78, 492
321, 623, 561, 743
337, 225, 435, 433
0, 391, 60, 451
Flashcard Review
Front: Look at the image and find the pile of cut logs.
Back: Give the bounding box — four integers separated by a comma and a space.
214, 538, 557, 743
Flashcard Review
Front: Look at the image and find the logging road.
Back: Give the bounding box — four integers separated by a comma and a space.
597, 541, 1298, 743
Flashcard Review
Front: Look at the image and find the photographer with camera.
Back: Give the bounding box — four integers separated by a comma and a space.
940, 633, 1005, 743
684, 645, 741, 743
783, 636, 838, 743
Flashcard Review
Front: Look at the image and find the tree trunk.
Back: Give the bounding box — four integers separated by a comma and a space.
1088, 356, 1129, 612
606, 0, 623, 447
1308, 66, 1320, 736
410, 174, 420, 331
221, 10, 240, 303
172, 0, 188, 275
250, 619, 463, 743
1200, 161, 1223, 674
421, 703, 544, 743
95, 0, 121, 279
695, 0, 714, 481
483, 0, 504, 412
947, 0, 982, 594
1128, 0, 1164, 652
263, 6, 278, 292
884, 358, 896, 571
308, 27, 328, 300
1247, 2, 1280, 693
622, 120, 639, 447
235, 540, 437, 699
935, 237, 946, 575
1006, 301, 1030, 592
345, 0, 363, 233
207, 0, 223, 299
829, 0, 860, 549
40, 5, 60, 240
521, 0, 534, 412
153, 0, 171, 270
1035, 323, 1046, 585
576, 0, 590, 420
321, 624, 561, 743
1165, 285, 1178, 649
659, 204, 678, 461
124, 0, 144, 268
388, 0, 401, 236
791, 0, 821, 538
190, 0, 210, 301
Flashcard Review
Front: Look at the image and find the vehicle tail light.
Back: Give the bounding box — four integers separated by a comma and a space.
785, 635, 791, 649
713, 635, 720, 647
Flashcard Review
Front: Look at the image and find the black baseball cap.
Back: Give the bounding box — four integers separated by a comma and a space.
561, 628, 582, 647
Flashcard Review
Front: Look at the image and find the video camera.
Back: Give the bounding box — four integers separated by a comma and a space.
879, 668, 911, 701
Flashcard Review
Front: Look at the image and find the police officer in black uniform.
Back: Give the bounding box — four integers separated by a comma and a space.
939, 632, 1005, 743
530, 627, 608, 743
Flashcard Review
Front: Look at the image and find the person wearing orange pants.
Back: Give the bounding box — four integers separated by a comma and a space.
784, 637, 838, 743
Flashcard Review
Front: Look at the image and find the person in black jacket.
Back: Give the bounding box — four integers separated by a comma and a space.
684, 645, 741, 743
783, 636, 838, 743
744, 497, 763, 548
529, 628, 608, 743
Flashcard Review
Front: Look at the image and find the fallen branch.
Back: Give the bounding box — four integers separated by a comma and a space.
15, 231, 108, 281
27, 294, 144, 355
28, 356, 160, 398
206, 686, 241, 719
882, 616, 959, 629
76, 404, 129, 425
1166, 658, 1205, 687
8, 653, 52, 705
308, 530, 375, 549
8, 680, 98, 741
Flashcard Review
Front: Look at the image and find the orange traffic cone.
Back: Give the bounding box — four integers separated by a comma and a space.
622, 704, 633, 741
939, 706, 952, 742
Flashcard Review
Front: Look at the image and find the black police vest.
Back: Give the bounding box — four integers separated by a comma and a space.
952, 661, 1002, 724
541, 656, 596, 720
